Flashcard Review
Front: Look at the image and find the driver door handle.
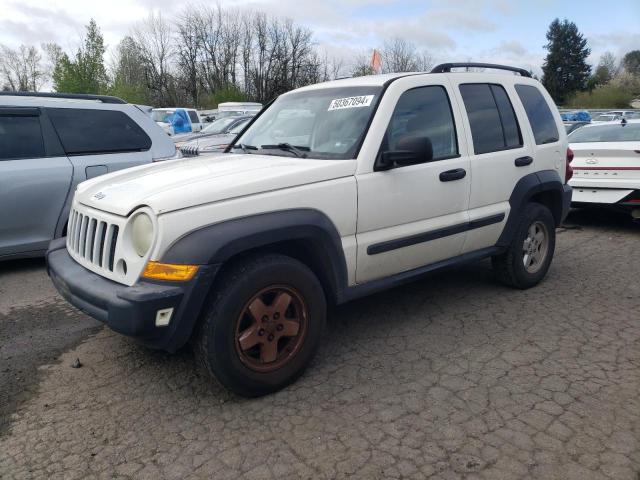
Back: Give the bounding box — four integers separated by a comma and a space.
439, 168, 466, 182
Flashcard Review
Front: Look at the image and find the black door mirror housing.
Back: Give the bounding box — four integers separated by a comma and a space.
378, 136, 433, 170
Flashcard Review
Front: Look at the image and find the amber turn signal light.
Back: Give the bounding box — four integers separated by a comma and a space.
142, 262, 199, 282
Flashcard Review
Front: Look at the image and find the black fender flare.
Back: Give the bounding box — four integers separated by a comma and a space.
162, 208, 349, 301
496, 170, 568, 247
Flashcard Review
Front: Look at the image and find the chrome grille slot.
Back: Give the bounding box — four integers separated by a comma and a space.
67, 206, 122, 273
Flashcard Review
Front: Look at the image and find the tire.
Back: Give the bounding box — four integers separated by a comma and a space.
492, 202, 556, 289
194, 253, 326, 397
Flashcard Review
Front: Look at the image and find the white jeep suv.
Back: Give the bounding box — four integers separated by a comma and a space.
47, 63, 572, 396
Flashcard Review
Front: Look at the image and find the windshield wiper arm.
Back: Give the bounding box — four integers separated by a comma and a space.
231, 143, 258, 153
260, 143, 309, 158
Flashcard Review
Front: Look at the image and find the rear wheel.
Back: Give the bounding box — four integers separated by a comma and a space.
194, 254, 326, 397
492, 203, 556, 289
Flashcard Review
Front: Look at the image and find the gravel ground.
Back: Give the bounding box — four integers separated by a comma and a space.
0, 209, 639, 479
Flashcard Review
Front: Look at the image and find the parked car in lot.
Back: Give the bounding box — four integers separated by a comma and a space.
172, 115, 252, 146
564, 121, 590, 134
568, 119, 640, 217
218, 102, 262, 115
604, 110, 639, 119
178, 117, 252, 155
0, 92, 179, 261
47, 63, 571, 396
592, 113, 623, 123
152, 107, 203, 135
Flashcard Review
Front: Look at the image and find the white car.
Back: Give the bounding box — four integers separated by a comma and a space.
152, 107, 204, 135
569, 119, 640, 217
592, 113, 622, 124
47, 63, 572, 396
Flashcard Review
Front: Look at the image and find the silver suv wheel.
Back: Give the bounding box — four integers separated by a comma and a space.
522, 221, 549, 274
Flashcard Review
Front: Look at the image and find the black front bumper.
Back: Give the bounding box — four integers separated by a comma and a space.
46, 238, 218, 352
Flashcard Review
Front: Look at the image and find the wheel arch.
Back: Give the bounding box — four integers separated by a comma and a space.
161, 209, 349, 304
497, 170, 565, 248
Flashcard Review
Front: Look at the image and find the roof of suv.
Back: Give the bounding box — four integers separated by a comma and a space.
0, 92, 126, 104
296, 63, 534, 92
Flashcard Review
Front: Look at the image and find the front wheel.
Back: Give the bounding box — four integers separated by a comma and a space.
194, 254, 326, 397
492, 203, 556, 289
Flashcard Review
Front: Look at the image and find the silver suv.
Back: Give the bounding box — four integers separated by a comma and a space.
0, 93, 178, 261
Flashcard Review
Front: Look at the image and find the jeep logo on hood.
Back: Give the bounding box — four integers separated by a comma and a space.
93, 192, 106, 200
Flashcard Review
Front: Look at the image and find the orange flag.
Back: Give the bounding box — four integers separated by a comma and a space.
371, 49, 382, 74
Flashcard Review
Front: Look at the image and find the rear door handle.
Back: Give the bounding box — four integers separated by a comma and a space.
515, 156, 533, 167
439, 168, 466, 182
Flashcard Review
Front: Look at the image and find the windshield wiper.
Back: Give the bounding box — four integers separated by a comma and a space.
231, 143, 258, 153
260, 143, 309, 158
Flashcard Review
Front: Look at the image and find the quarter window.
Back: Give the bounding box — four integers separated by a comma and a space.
515, 84, 559, 145
48, 108, 151, 156
187, 110, 199, 123
0, 114, 45, 160
383, 85, 458, 161
459, 83, 523, 155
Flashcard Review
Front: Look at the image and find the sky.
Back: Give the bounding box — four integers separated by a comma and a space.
0, 0, 638, 77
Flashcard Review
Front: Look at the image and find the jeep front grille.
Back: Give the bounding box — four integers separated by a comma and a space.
67, 207, 120, 272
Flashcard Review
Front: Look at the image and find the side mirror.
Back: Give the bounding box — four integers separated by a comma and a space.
378, 136, 433, 170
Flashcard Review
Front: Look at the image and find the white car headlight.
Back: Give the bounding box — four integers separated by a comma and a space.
131, 212, 154, 257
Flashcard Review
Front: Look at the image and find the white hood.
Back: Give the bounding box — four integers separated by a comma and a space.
75, 154, 357, 216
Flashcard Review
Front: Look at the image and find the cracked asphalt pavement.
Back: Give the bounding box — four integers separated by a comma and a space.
1, 209, 639, 479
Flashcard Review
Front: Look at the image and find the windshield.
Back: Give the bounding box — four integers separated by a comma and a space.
234, 86, 382, 159
201, 117, 238, 134
152, 110, 174, 123
569, 123, 640, 143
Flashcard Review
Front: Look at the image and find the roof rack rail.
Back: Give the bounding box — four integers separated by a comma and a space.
431, 63, 532, 78
0, 92, 127, 104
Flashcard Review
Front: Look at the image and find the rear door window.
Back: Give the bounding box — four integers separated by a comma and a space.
0, 113, 45, 160
48, 108, 151, 155
515, 84, 559, 145
459, 83, 523, 154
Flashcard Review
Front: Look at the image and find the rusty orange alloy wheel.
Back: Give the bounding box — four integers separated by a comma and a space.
234, 285, 308, 373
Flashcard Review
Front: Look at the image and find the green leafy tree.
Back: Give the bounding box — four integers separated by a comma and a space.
52, 19, 108, 94
622, 50, 640, 75
542, 19, 591, 104
108, 36, 151, 104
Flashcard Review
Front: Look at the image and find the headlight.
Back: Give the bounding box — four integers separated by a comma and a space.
131, 212, 154, 257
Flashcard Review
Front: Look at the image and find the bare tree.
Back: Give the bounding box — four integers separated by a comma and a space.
351, 51, 374, 77
0, 44, 46, 91
381, 37, 418, 73
594, 51, 617, 85
133, 12, 176, 106
175, 10, 203, 106
378, 37, 434, 74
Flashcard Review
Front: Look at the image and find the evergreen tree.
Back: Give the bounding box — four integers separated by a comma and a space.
542, 19, 591, 104
52, 19, 108, 94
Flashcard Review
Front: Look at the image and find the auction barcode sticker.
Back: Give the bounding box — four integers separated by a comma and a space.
328, 95, 375, 111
